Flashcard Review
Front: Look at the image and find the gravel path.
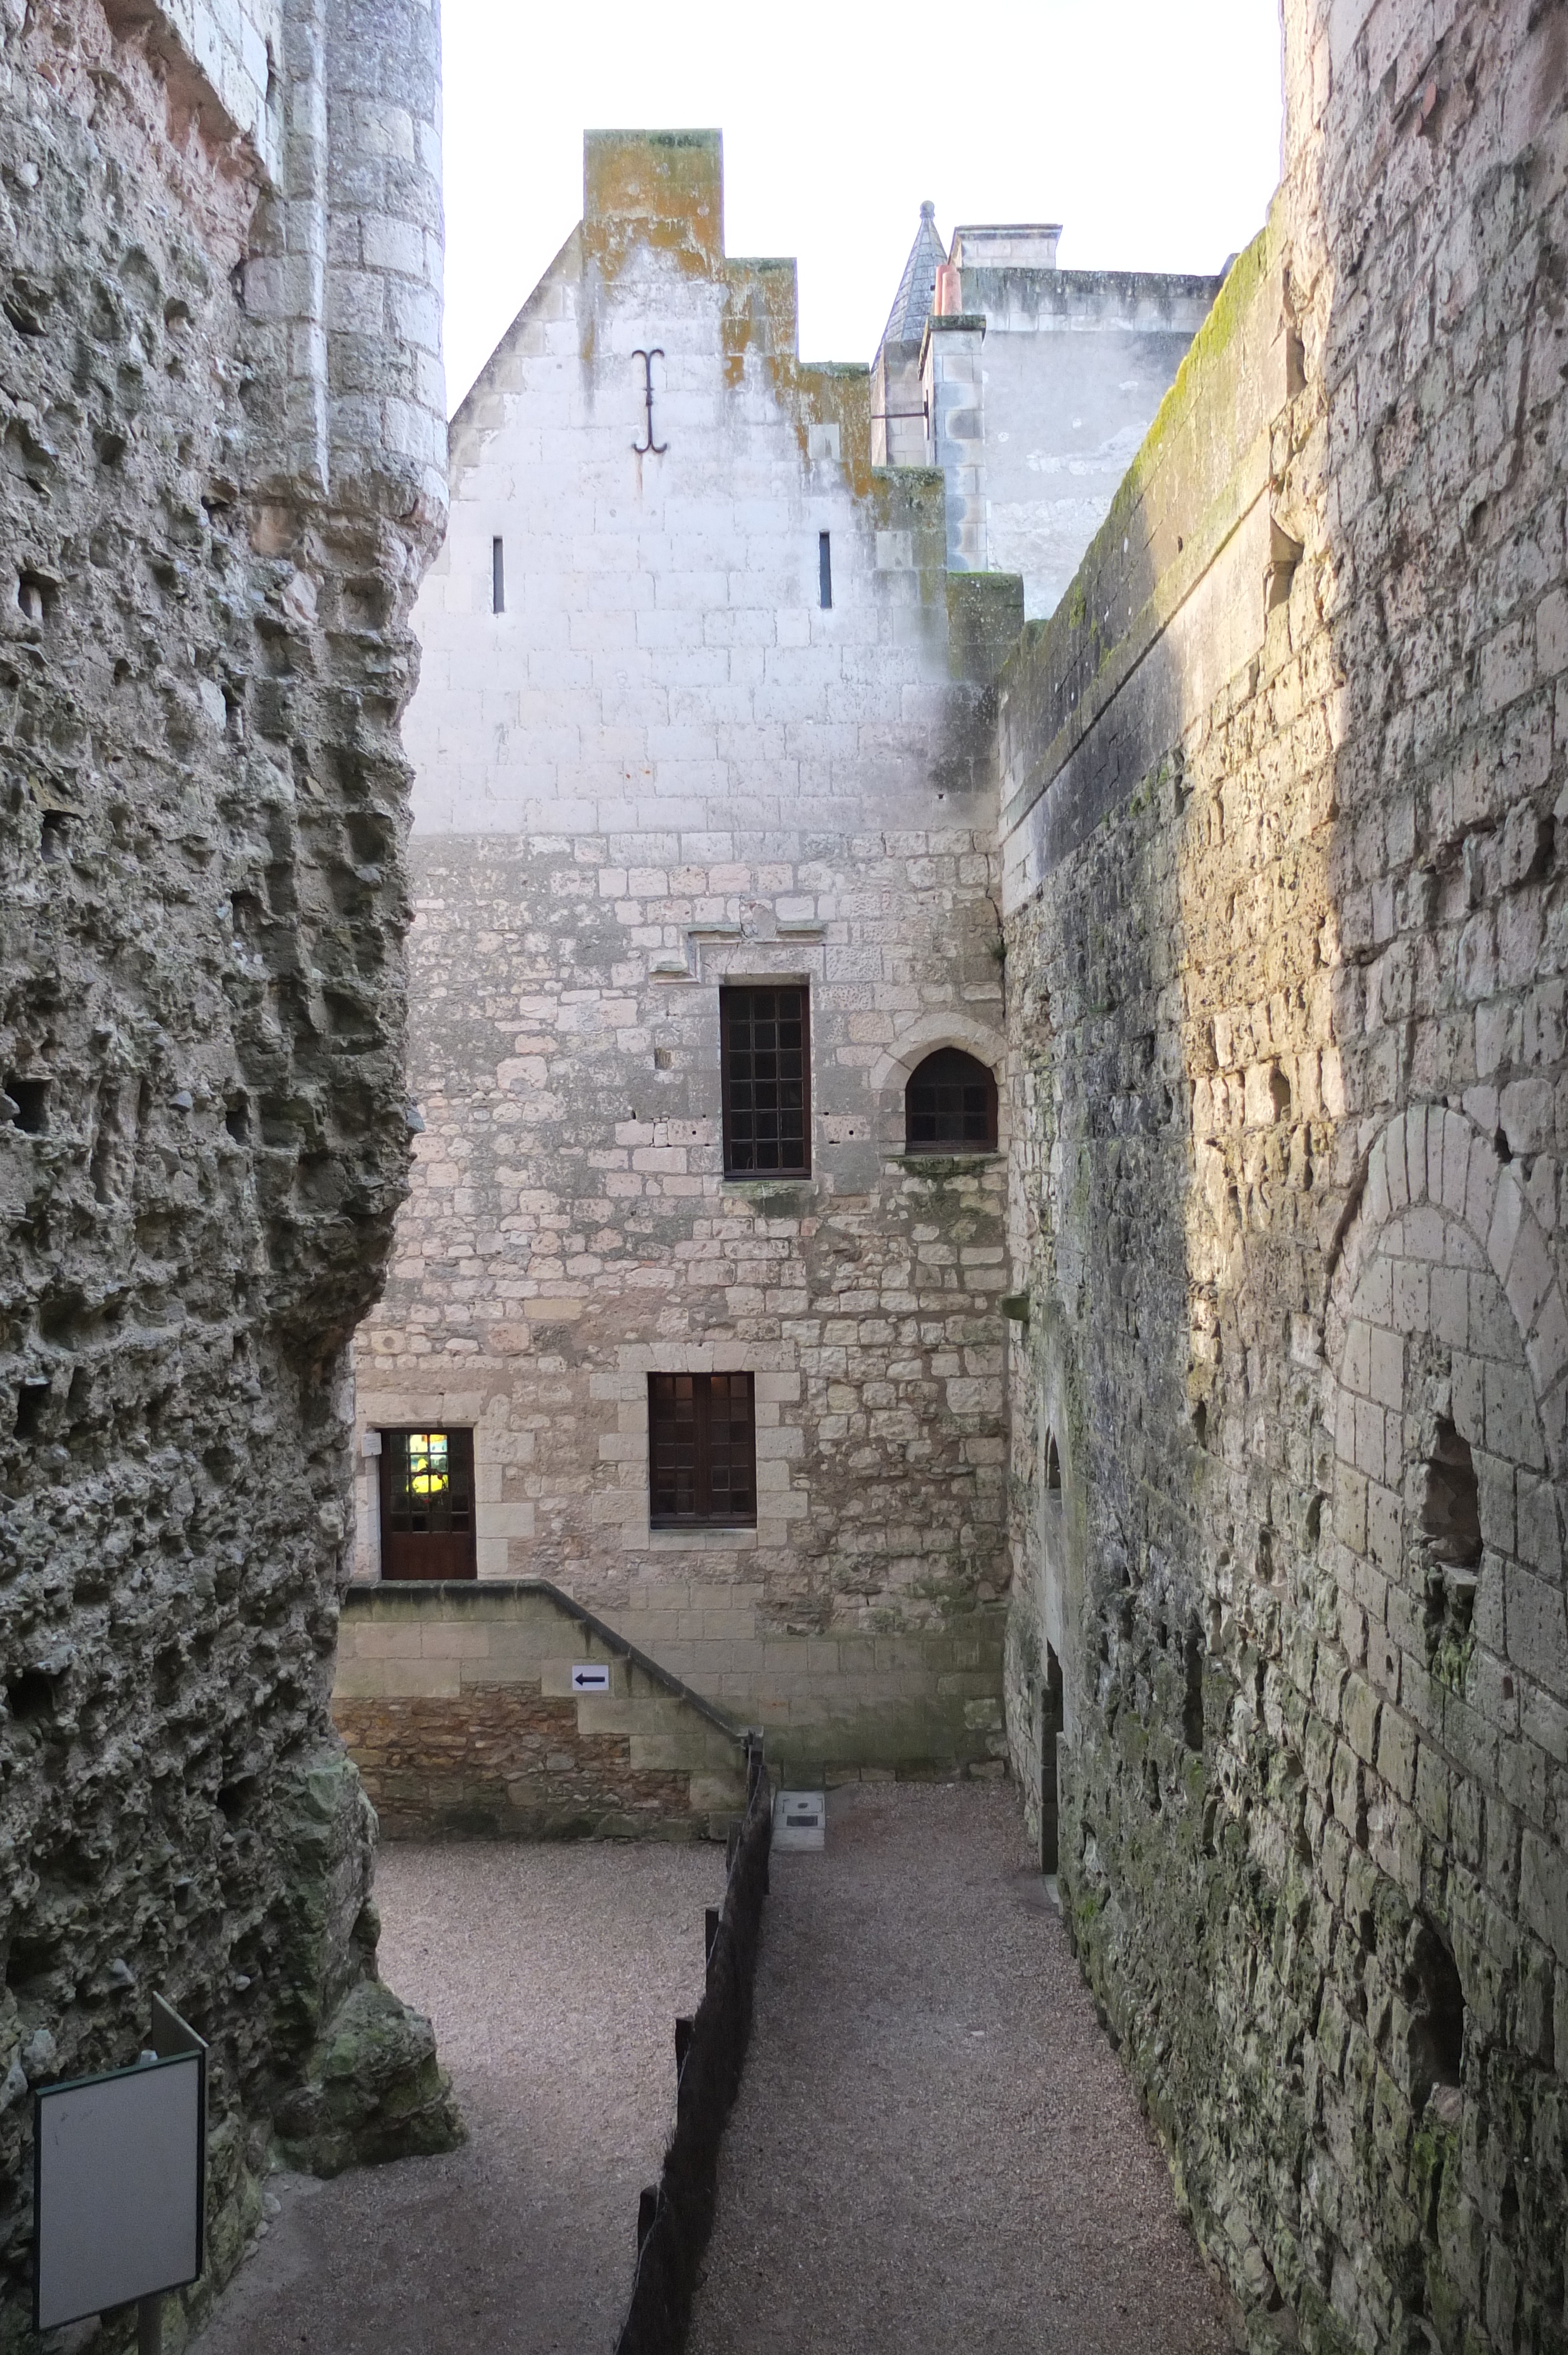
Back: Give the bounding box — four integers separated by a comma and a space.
192, 1840, 723, 2355
688, 1780, 1234, 2355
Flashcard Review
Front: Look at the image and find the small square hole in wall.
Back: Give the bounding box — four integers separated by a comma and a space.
14, 1379, 49, 1439
4, 1076, 48, 1134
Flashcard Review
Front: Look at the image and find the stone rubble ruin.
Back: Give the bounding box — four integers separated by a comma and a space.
0, 0, 460, 2333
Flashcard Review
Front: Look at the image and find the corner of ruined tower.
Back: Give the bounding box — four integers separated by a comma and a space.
0, 0, 456, 2329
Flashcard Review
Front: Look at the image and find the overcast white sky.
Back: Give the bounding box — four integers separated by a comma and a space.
440, 2, 1285, 416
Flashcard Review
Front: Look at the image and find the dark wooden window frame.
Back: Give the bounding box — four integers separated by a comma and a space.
720, 985, 811, 1178
648, 1372, 758, 1528
378, 1425, 477, 1581
903, 1046, 998, 1153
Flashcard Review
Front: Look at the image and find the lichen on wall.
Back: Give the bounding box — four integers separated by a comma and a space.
0, 0, 457, 2333
1002, 2, 1568, 2350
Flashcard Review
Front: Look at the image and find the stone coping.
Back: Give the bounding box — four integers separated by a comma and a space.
341, 1578, 746, 1746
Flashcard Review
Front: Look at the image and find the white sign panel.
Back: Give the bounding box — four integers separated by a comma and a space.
35, 2012, 205, 2331
773, 1789, 826, 1851
571, 1663, 611, 1692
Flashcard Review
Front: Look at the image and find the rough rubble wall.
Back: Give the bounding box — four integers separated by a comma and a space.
1002, 3, 1568, 2351
0, 0, 455, 2336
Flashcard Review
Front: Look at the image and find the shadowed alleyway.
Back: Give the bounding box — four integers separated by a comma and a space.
689, 1781, 1233, 2355
196, 1787, 1230, 2353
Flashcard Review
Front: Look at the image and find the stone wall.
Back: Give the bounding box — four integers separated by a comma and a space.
333, 1580, 750, 1837
1001, 3, 1568, 2350
0, 0, 454, 2333
923, 264, 1222, 618
351, 131, 1015, 1781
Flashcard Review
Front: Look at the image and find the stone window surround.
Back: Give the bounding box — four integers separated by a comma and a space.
867, 1011, 1008, 1162
583, 1349, 803, 1557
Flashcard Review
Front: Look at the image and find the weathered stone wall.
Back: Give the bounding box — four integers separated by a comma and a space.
0, 0, 454, 2333
1001, 3, 1568, 2350
352, 131, 1015, 1780
923, 264, 1222, 618
333, 1579, 750, 1837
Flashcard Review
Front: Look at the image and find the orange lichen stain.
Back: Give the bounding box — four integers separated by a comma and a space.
722, 314, 752, 389
583, 130, 724, 286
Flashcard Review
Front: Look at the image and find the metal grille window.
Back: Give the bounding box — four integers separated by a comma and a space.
648, 1374, 757, 1526
720, 986, 809, 1175
905, 1047, 998, 1152
379, 1427, 476, 1579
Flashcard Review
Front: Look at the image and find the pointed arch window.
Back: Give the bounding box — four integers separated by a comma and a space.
905, 1048, 998, 1152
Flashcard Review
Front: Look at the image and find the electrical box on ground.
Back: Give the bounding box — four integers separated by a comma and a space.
773, 1789, 826, 1850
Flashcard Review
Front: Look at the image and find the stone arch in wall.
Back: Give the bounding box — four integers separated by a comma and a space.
1318, 1105, 1566, 2159
867, 1012, 1006, 1158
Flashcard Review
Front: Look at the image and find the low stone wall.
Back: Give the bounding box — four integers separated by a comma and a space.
609, 1583, 1010, 1785
333, 1583, 750, 1839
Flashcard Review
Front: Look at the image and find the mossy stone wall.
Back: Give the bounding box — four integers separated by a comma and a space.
1000, 4, 1568, 2350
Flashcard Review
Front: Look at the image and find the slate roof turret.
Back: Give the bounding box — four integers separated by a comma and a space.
876, 200, 946, 357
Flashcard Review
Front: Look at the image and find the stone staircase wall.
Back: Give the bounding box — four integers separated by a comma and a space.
334, 1582, 750, 1839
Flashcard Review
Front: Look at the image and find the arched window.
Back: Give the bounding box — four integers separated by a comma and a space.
905, 1048, 998, 1152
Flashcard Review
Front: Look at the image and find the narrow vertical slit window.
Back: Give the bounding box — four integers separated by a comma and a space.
720, 986, 810, 1176
818, 531, 832, 610
491, 536, 505, 615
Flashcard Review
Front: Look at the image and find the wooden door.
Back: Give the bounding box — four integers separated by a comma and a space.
378, 1428, 477, 1580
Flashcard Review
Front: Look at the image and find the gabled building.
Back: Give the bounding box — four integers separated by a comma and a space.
344, 131, 1214, 1780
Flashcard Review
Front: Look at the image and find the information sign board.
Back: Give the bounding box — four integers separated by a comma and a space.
34, 1998, 207, 2332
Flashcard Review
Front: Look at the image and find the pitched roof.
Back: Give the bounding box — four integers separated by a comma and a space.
876, 200, 945, 356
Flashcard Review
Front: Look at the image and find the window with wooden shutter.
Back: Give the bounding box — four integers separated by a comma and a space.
720, 986, 809, 1176
378, 1427, 477, 1580
648, 1373, 757, 1526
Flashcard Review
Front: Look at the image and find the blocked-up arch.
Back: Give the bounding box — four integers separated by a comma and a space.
1318, 1104, 1567, 1967
1326, 1105, 1568, 1481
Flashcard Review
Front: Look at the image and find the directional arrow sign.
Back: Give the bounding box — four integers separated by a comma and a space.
572, 1663, 611, 1692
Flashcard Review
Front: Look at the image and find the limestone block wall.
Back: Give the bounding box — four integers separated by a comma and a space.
950, 267, 1224, 621
353, 131, 1014, 1779
333, 1580, 750, 1837
0, 0, 453, 2330
1001, 4, 1568, 2349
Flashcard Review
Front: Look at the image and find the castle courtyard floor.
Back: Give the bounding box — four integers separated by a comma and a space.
194, 1785, 1230, 2354
191, 1839, 725, 2355
689, 1779, 1232, 2355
